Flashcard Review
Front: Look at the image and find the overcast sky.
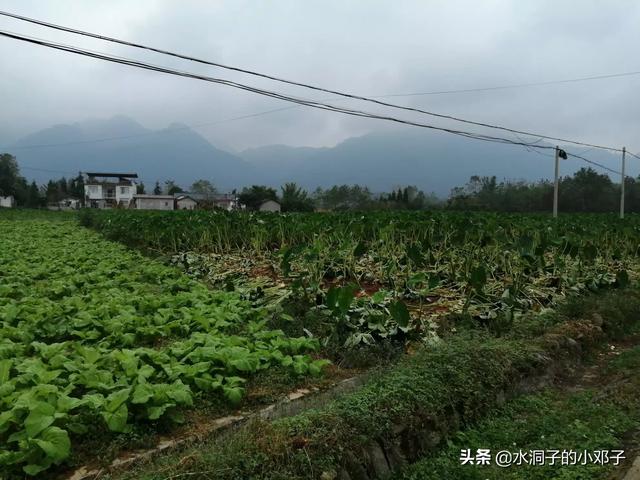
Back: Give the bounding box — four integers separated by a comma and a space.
1, 0, 639, 154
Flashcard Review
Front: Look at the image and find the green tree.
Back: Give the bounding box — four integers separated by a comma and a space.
280, 182, 314, 212
164, 180, 183, 195
0, 153, 27, 202
239, 185, 278, 210
153, 181, 162, 195
314, 185, 373, 211
137, 183, 146, 194
25, 181, 43, 208
68, 174, 84, 200
559, 167, 616, 212
446, 169, 623, 213
58, 177, 68, 198
190, 179, 217, 199
44, 180, 57, 204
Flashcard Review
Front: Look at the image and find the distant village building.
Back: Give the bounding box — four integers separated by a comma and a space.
174, 192, 240, 211
131, 194, 175, 210
83, 172, 137, 208
48, 198, 81, 211
258, 200, 281, 212
0, 195, 16, 208
211, 193, 239, 211
175, 195, 197, 210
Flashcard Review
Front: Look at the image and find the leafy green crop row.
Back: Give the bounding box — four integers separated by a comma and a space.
81, 210, 639, 344
0, 218, 327, 476
78, 210, 640, 259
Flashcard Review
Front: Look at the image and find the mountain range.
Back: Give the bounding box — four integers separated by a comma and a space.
6, 115, 628, 197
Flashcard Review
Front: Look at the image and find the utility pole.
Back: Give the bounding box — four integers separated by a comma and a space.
553, 146, 560, 218
620, 146, 626, 219
553, 146, 567, 218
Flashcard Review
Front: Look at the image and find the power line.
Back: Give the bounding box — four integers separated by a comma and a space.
1, 30, 625, 178
0, 10, 625, 154
377, 71, 640, 97
566, 152, 621, 175
2, 31, 628, 179
5, 9, 640, 100
512, 133, 620, 174
0, 30, 565, 154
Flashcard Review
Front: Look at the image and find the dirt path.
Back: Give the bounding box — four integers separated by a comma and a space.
391, 331, 640, 480
561, 335, 640, 480
534, 334, 640, 480
66, 373, 369, 480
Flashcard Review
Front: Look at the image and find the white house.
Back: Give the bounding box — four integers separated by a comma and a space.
175, 195, 197, 210
0, 195, 16, 208
177, 192, 239, 211
47, 198, 81, 211
59, 198, 81, 210
132, 194, 175, 210
83, 172, 137, 208
259, 200, 281, 212
211, 193, 239, 211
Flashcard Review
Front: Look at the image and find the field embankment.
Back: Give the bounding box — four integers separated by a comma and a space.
111, 289, 640, 480
4, 209, 640, 479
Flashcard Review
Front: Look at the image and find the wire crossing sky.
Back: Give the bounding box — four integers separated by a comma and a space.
0, 9, 628, 154
0, 1, 638, 165
0, 28, 624, 176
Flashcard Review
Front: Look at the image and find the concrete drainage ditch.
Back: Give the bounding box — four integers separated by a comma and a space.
70, 316, 605, 480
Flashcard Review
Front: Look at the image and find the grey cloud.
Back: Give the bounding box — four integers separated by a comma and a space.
0, 0, 639, 154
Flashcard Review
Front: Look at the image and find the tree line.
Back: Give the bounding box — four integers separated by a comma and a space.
447, 167, 640, 213
0, 153, 85, 207
3, 151, 640, 213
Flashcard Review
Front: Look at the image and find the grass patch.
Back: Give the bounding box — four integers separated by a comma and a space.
394, 389, 637, 480
109, 288, 640, 480
394, 339, 640, 480
111, 335, 546, 479
606, 346, 640, 374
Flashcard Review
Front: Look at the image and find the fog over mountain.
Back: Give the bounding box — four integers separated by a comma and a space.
11, 116, 254, 190
10, 116, 632, 197
2, 1, 640, 153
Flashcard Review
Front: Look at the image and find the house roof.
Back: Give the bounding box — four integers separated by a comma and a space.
175, 192, 237, 202
133, 194, 174, 200
85, 180, 134, 186
175, 195, 197, 202
85, 172, 138, 178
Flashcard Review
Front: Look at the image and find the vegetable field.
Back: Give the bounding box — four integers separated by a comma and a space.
82, 210, 639, 345
0, 217, 326, 476
3, 209, 640, 477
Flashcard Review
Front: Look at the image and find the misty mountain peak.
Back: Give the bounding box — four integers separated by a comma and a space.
77, 115, 149, 138
165, 122, 191, 131
10, 117, 628, 196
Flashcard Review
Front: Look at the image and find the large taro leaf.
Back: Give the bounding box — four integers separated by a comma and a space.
389, 300, 410, 328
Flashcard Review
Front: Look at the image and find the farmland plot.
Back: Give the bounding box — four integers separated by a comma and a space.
0, 218, 327, 476
82, 210, 640, 346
